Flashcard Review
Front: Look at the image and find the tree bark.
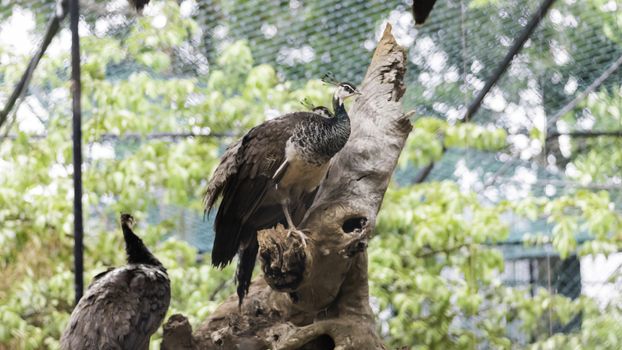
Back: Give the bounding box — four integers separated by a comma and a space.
163, 24, 410, 349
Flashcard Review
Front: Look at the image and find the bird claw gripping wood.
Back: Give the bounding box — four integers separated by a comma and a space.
338, 218, 370, 258
286, 228, 308, 248
258, 225, 307, 292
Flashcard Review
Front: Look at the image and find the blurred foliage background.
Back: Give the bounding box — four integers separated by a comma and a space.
0, 0, 621, 349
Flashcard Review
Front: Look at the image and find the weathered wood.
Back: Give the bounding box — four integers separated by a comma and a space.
162, 314, 196, 350
163, 23, 410, 349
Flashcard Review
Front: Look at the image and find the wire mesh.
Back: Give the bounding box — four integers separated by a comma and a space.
1, 0, 622, 346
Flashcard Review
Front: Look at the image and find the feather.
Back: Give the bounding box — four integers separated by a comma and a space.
203, 141, 242, 214
61, 266, 170, 350
121, 214, 162, 267
61, 215, 170, 350
204, 110, 355, 304
236, 237, 259, 305
91, 267, 115, 282
272, 160, 289, 184
211, 175, 270, 267
207, 113, 319, 267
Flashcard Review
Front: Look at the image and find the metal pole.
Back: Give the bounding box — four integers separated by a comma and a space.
414, 0, 557, 183
546, 53, 622, 129
0, 3, 66, 133
463, 0, 557, 122
69, 0, 84, 305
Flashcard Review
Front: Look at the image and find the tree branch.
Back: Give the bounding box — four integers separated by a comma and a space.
414, 127, 622, 185
546, 130, 622, 142
413, 153, 440, 184
415, 243, 472, 259
495, 177, 622, 191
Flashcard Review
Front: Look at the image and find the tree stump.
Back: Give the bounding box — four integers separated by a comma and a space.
163, 23, 410, 349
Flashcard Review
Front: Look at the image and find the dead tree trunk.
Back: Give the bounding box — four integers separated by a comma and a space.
162, 24, 410, 350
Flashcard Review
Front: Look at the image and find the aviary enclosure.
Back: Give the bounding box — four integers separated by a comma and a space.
1, 0, 622, 349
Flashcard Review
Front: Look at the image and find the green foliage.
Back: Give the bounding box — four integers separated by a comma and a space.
400, 117, 507, 167
0, 3, 331, 349
562, 86, 622, 183
371, 181, 622, 348
372, 182, 509, 347
2, 1, 622, 349
529, 297, 622, 350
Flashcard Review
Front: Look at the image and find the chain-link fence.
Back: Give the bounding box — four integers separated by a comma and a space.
2, 0, 622, 346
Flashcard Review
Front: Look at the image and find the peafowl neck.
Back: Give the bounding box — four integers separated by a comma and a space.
122, 223, 163, 268
332, 95, 349, 121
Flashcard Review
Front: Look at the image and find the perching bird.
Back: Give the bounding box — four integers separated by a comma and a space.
300, 98, 333, 118
412, 0, 438, 25
60, 214, 170, 350
204, 80, 361, 305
